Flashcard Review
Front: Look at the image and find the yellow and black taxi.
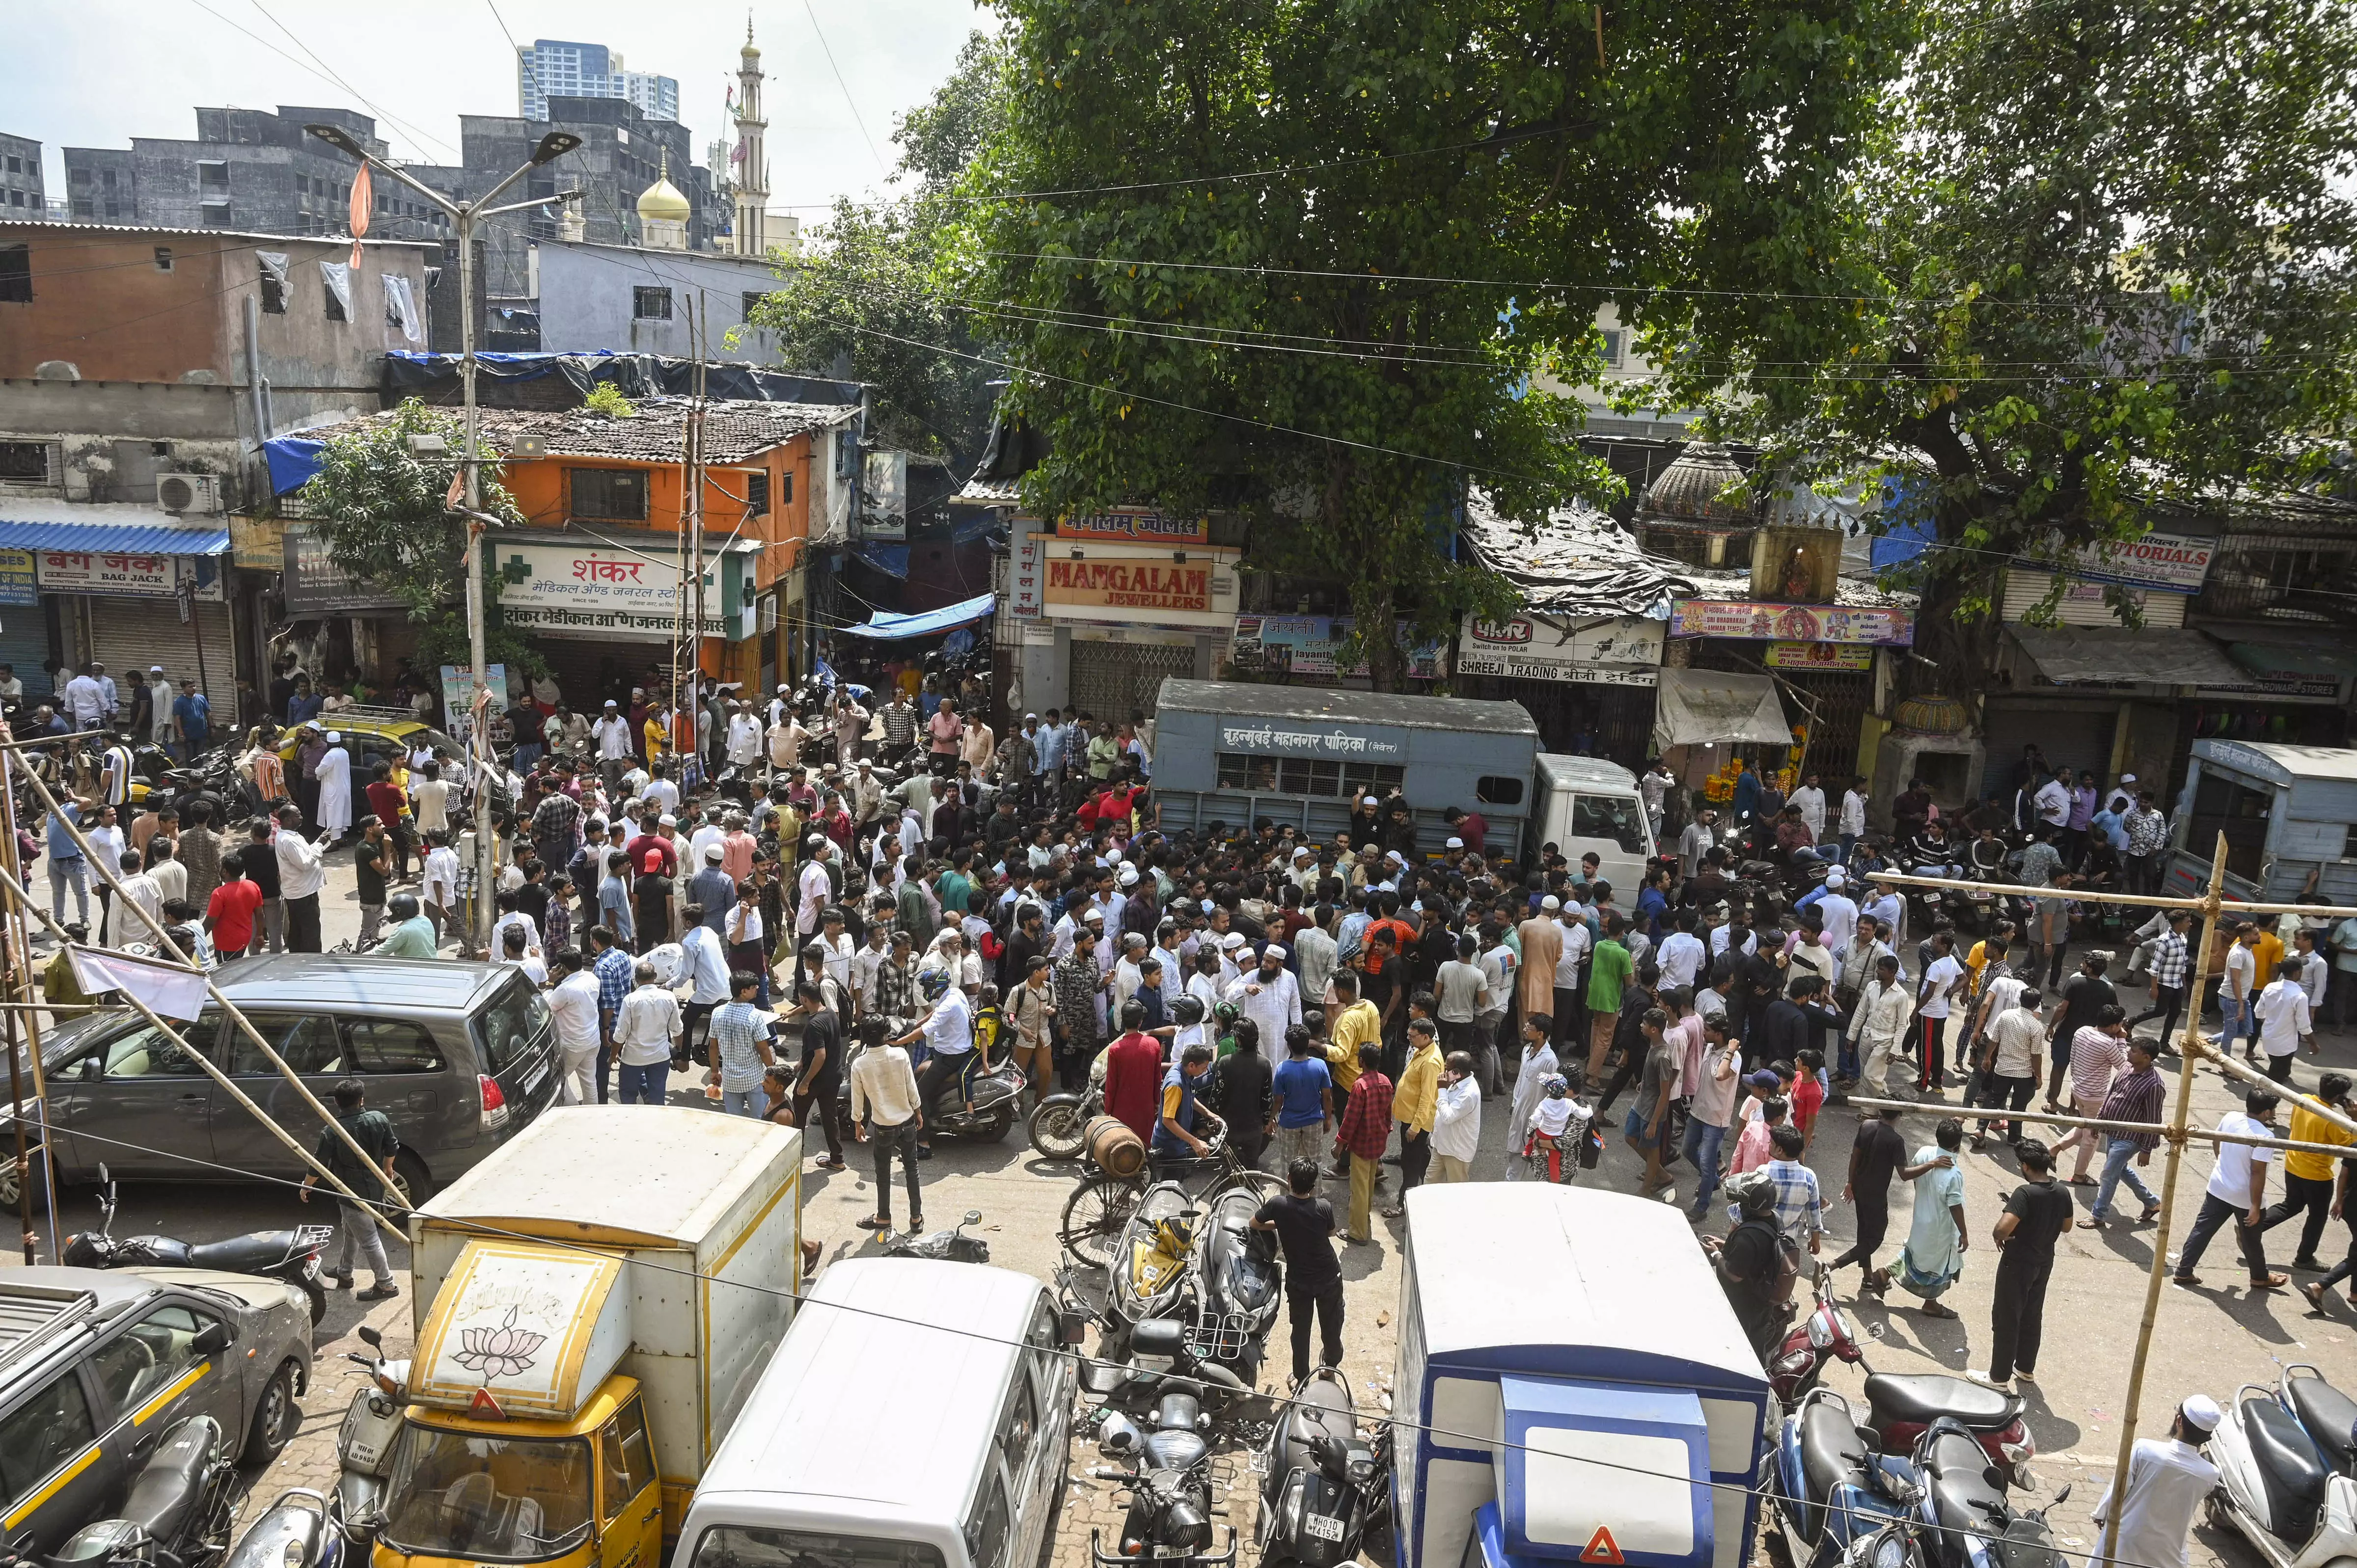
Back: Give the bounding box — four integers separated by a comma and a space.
273, 706, 460, 776
0, 1267, 311, 1554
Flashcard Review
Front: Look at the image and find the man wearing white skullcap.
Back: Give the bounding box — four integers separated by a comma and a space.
2089, 1394, 2220, 1568
1226, 938, 1301, 1051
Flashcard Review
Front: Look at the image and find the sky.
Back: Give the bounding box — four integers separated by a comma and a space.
13, 0, 991, 215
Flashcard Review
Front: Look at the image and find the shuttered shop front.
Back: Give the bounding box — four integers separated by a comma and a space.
88, 598, 235, 718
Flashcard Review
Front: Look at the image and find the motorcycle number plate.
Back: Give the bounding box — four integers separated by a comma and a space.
1304, 1514, 1346, 1543
1152, 1547, 1194, 1558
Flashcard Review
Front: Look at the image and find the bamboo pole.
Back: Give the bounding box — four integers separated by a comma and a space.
1842, 1097, 2356, 1159
1864, 866, 2357, 920
8, 764, 405, 1239
1, 748, 60, 1264
0, 860, 402, 1236
2098, 834, 2231, 1567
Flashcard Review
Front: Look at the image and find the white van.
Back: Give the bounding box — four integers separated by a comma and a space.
1530, 754, 1658, 893
679, 1258, 1076, 1568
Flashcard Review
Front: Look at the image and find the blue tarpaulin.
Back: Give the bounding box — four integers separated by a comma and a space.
835, 591, 994, 641
851, 541, 910, 579
263, 438, 327, 497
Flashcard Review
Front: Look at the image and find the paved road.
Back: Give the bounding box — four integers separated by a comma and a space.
22, 844, 2357, 1568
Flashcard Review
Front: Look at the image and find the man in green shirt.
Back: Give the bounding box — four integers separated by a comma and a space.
1585, 913, 1635, 1089
373, 892, 438, 958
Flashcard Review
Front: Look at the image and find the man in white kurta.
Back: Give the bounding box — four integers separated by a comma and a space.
314, 736, 354, 841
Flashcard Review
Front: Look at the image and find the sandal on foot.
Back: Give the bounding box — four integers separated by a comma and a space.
855, 1215, 891, 1232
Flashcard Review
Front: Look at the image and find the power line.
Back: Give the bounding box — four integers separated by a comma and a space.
801, 0, 891, 180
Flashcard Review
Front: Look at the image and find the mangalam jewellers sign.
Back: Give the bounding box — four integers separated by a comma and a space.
1044, 557, 1213, 614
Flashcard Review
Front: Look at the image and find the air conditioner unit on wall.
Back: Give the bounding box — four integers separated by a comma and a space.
156, 473, 221, 515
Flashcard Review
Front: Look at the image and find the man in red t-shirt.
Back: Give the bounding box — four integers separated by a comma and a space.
204, 860, 264, 961
1101, 999, 1167, 1142
624, 811, 678, 879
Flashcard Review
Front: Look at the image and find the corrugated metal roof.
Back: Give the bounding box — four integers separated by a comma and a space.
0, 504, 230, 556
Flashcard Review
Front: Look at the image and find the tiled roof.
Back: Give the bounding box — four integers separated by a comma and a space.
0, 218, 438, 249
307, 396, 861, 465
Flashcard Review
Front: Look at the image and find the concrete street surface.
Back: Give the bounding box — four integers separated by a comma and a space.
19, 846, 2357, 1568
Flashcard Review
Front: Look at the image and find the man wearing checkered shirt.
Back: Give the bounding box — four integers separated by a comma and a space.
2128, 910, 2193, 1049
588, 925, 636, 1104
1763, 1124, 1826, 1254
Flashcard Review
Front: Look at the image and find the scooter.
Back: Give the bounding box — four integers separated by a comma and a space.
2208, 1366, 2357, 1568
1767, 1390, 1919, 1568
51, 1415, 241, 1568
857, 1018, 1025, 1142
329, 1325, 410, 1549
1765, 1271, 2036, 1483
1907, 1417, 2068, 1568
1253, 1367, 1393, 1568
63, 1165, 333, 1324
223, 1491, 343, 1568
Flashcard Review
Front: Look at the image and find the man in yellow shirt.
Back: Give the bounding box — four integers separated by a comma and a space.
1385, 1018, 1444, 1217
1325, 972, 1380, 1093
2273, 1072, 2353, 1277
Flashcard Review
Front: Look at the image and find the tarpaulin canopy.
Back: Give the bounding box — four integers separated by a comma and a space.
851, 541, 909, 579
1463, 487, 1695, 618
381, 351, 863, 408
2226, 640, 2357, 679
835, 590, 993, 641
2009, 625, 2246, 687
1651, 668, 1792, 751
264, 437, 327, 496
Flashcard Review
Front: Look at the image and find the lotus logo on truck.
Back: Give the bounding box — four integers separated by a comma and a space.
1045, 559, 1211, 612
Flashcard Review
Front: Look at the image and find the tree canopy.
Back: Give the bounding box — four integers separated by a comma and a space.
953, 0, 1907, 684
1626, 0, 2357, 672
296, 399, 538, 675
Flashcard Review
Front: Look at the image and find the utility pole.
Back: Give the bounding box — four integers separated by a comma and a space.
304, 123, 578, 954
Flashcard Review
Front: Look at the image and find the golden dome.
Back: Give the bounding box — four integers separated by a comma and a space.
636, 153, 691, 223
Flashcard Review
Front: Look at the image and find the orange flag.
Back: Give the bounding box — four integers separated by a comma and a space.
349, 162, 372, 268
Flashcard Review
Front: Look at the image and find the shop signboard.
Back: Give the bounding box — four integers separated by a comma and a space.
283, 529, 410, 613
35, 549, 222, 601
439, 663, 508, 746
492, 537, 754, 641
2040, 528, 2214, 595
1232, 615, 1446, 680
1055, 510, 1212, 545
1215, 717, 1409, 761
0, 550, 36, 607
1455, 613, 1663, 683
1669, 599, 1914, 646
230, 513, 286, 571
1763, 641, 1874, 671
1009, 515, 1044, 620
1043, 557, 1212, 614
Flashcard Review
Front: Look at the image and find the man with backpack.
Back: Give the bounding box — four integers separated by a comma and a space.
1716, 1172, 1800, 1356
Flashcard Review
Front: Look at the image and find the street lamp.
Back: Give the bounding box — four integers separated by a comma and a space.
307, 122, 578, 955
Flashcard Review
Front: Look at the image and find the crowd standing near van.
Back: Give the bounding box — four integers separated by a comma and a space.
14, 660, 2357, 1423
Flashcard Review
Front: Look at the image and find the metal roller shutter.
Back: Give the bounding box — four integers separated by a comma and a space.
0, 603, 54, 696
1069, 639, 1195, 722
89, 598, 233, 720
1976, 697, 2117, 792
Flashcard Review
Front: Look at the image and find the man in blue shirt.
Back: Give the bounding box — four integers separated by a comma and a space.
588, 925, 637, 1101
1033, 707, 1068, 809
1268, 1024, 1335, 1178
170, 678, 210, 761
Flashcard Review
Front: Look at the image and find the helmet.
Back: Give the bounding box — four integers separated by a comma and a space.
1724, 1171, 1779, 1221
918, 969, 952, 1001
387, 892, 420, 921
1172, 995, 1206, 1027
1213, 1000, 1241, 1027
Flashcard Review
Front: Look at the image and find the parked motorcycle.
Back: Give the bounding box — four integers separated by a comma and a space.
63, 1165, 333, 1324
1765, 1269, 2036, 1483
1767, 1390, 1918, 1568
1030, 1082, 1103, 1162
1094, 1134, 1282, 1387
1906, 1416, 2068, 1568
1086, 1383, 1235, 1568
51, 1414, 240, 1568
1253, 1367, 1393, 1568
2207, 1364, 2357, 1568
883, 1208, 991, 1264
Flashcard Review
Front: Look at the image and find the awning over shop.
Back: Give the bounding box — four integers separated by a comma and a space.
1652, 668, 1791, 751
835, 590, 994, 641
2225, 640, 2357, 680
2009, 625, 2246, 687
0, 518, 230, 556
